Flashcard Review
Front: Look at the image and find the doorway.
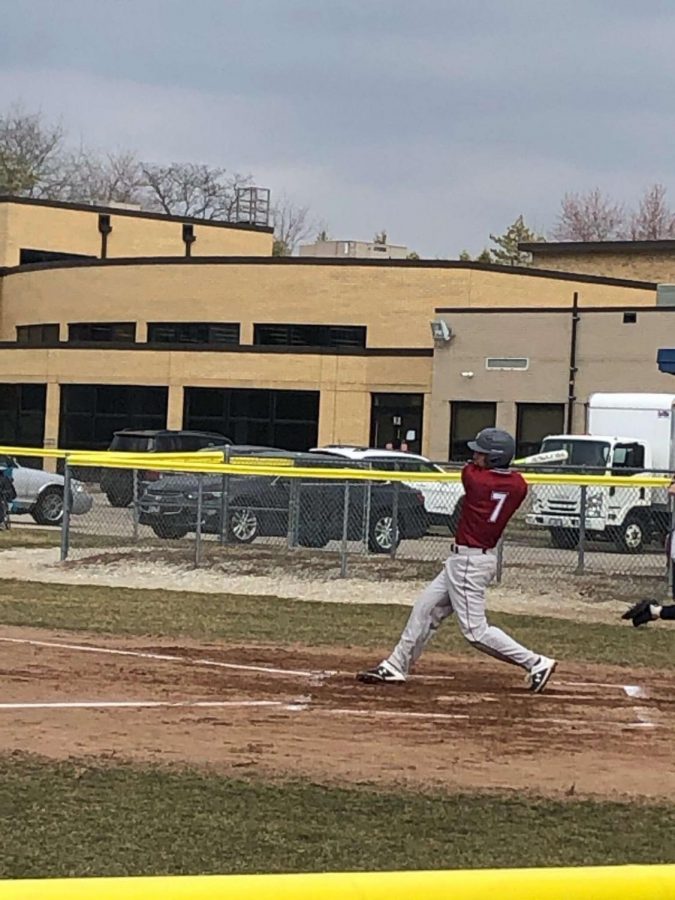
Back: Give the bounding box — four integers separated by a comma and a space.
370, 393, 423, 453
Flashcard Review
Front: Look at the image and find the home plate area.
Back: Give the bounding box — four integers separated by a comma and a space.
1, 627, 674, 800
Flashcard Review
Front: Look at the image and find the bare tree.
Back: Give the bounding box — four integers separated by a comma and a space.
551, 188, 625, 241
627, 183, 675, 239
271, 196, 315, 256
140, 162, 251, 220
58, 148, 145, 205
0, 105, 65, 196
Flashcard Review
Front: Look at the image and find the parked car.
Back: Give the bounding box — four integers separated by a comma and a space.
138, 446, 428, 553
0, 455, 92, 526
100, 429, 231, 507
309, 446, 464, 534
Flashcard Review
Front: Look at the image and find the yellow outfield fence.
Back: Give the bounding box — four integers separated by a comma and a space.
1, 865, 675, 900
0, 445, 672, 488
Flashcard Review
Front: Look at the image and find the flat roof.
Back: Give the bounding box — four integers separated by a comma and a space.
519, 239, 675, 255
0, 254, 657, 289
0, 195, 274, 234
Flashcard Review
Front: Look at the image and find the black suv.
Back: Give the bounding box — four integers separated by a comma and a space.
100, 429, 231, 507
138, 446, 428, 553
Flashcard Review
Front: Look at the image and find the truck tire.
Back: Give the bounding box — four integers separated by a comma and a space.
32, 487, 64, 526
549, 527, 578, 550
613, 515, 646, 554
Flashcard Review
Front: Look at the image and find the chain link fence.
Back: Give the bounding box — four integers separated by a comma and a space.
57, 460, 674, 593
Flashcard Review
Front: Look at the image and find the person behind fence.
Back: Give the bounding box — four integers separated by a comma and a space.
621, 480, 675, 626
357, 428, 558, 694
0, 466, 16, 528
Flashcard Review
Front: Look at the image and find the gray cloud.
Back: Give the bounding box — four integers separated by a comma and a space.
2, 1, 675, 255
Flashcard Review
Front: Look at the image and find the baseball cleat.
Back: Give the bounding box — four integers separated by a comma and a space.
527, 656, 557, 694
356, 661, 406, 684
621, 599, 658, 628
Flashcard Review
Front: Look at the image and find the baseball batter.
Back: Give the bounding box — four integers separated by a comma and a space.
357, 428, 557, 693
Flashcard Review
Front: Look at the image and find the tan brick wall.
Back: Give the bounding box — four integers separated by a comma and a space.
530, 250, 674, 283
0, 262, 656, 346
0, 347, 431, 451
0, 203, 9, 271
0, 259, 659, 457
0, 201, 272, 267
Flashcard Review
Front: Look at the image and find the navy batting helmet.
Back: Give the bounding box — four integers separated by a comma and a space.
467, 428, 515, 469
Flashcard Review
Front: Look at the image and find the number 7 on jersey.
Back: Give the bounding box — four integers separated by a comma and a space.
489, 491, 509, 523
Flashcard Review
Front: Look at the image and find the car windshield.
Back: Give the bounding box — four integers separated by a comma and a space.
542, 438, 611, 472
110, 434, 154, 452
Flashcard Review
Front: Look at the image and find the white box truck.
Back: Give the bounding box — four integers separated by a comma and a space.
526, 392, 675, 553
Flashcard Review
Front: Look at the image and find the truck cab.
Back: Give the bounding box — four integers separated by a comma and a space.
525, 392, 675, 553
526, 434, 659, 551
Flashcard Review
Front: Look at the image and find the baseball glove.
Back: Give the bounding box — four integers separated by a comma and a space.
621, 599, 657, 628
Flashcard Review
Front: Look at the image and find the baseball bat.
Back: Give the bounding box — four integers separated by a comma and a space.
513, 449, 569, 465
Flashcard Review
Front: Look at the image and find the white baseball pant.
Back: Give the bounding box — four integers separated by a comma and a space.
387, 546, 540, 675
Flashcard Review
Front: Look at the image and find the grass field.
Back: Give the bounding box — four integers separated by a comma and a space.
1, 754, 674, 878
1, 577, 674, 877
0, 578, 672, 669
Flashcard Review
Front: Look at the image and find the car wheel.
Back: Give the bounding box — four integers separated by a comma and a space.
105, 490, 132, 508
368, 511, 401, 554
228, 504, 259, 544
151, 521, 190, 540
613, 515, 646, 554
32, 487, 64, 526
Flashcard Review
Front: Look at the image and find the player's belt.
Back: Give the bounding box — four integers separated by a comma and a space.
451, 544, 493, 556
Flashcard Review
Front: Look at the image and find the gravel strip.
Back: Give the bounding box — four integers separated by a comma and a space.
0, 547, 637, 625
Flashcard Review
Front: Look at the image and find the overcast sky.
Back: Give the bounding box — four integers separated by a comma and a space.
2, 0, 675, 257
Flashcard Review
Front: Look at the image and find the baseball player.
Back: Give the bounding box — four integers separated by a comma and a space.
622, 481, 675, 626
622, 599, 675, 627
357, 428, 557, 693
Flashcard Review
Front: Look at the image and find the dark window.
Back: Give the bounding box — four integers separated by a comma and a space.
254, 324, 366, 348
449, 402, 497, 461
69, 323, 136, 343
16, 324, 60, 345
612, 442, 645, 473
184, 387, 319, 452
109, 434, 153, 452
516, 403, 565, 460
623, 311, 637, 324
370, 392, 423, 454
59, 384, 168, 451
147, 322, 240, 345
0, 383, 47, 464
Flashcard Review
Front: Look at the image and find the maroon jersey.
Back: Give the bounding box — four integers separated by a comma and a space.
455, 463, 527, 549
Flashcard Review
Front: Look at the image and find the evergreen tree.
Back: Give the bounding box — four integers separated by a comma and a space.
488, 215, 543, 266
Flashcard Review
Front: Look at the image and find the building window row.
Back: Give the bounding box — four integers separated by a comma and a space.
69, 322, 137, 343
16, 324, 60, 346
253, 324, 367, 348
450, 401, 565, 461
14, 322, 368, 349
147, 322, 240, 345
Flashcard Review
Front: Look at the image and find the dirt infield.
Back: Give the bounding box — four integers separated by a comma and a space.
1, 625, 673, 801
